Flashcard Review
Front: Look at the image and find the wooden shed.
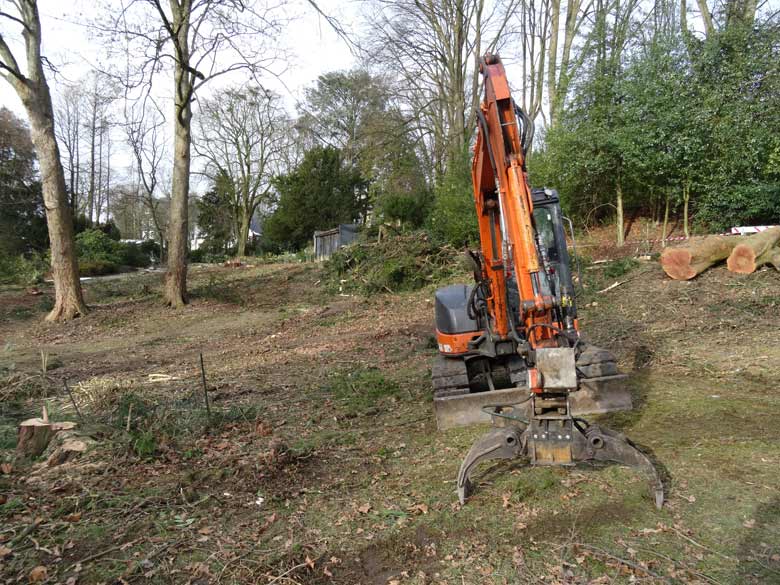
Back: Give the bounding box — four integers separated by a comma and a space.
313, 224, 359, 261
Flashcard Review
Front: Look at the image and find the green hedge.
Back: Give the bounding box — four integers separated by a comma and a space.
0, 253, 48, 285
79, 260, 120, 277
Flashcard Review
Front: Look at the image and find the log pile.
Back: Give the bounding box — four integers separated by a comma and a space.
661, 227, 780, 280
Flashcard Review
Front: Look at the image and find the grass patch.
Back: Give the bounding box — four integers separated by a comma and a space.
324, 367, 402, 416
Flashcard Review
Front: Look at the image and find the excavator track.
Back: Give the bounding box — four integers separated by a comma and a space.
432, 344, 630, 429
431, 356, 470, 398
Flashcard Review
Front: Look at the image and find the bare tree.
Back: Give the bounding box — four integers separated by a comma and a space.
363, 0, 520, 179
0, 0, 87, 321
54, 82, 83, 211
680, 0, 756, 38
517, 0, 552, 124
125, 103, 169, 255
195, 86, 288, 257
546, 0, 594, 124
106, 0, 284, 307
80, 73, 115, 223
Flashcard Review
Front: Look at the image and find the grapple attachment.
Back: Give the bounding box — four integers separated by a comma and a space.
456, 408, 664, 509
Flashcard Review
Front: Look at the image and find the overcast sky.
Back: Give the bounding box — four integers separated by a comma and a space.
0, 0, 358, 116
0, 0, 360, 192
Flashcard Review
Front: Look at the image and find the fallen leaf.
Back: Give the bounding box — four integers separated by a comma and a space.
198, 527, 212, 535
187, 562, 212, 577
358, 503, 371, 514
0, 463, 12, 475
744, 519, 756, 528
323, 566, 333, 577
29, 566, 48, 582
502, 492, 512, 508
65, 512, 82, 522
305, 555, 315, 569
65, 577, 78, 585
0, 546, 11, 558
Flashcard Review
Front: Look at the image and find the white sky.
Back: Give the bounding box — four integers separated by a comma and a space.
0, 0, 360, 194
0, 0, 358, 115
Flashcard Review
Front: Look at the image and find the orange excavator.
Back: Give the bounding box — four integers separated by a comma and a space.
432, 54, 664, 507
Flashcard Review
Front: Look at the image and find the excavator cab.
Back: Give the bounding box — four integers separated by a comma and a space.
530, 188, 576, 305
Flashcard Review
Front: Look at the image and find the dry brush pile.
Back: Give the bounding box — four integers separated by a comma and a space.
324, 232, 465, 295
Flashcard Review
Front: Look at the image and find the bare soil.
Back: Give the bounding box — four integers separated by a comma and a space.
1, 255, 779, 584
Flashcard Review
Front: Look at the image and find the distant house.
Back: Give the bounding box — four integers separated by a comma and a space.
313, 224, 359, 261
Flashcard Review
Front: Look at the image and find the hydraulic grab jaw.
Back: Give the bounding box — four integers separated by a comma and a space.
456, 350, 664, 508
456, 404, 665, 509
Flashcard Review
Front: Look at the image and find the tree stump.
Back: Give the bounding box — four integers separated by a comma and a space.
660, 236, 745, 280
16, 418, 53, 457
726, 227, 780, 274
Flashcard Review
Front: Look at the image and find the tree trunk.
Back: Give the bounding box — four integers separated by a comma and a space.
88, 93, 97, 223
547, 0, 561, 123
661, 235, 745, 280
164, 4, 193, 308
661, 191, 670, 248
25, 98, 88, 321
616, 181, 624, 247
683, 182, 690, 239
726, 227, 780, 274
165, 113, 190, 307
695, 0, 715, 36
753, 247, 780, 271
237, 210, 251, 257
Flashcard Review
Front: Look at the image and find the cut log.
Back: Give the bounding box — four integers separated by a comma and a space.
727, 228, 780, 274
751, 246, 780, 272
660, 236, 745, 280
16, 418, 53, 457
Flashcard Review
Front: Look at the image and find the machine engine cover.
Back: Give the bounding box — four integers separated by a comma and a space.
434, 284, 479, 334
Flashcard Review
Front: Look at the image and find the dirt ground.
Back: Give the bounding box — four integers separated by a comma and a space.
1, 254, 780, 585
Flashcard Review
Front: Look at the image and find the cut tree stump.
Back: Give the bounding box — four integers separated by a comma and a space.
726, 227, 780, 274
660, 236, 745, 280
16, 418, 54, 457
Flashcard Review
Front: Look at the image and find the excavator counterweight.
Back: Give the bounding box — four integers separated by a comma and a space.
431, 53, 664, 508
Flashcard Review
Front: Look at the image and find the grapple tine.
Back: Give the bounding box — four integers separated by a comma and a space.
574, 425, 665, 509
456, 427, 527, 504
